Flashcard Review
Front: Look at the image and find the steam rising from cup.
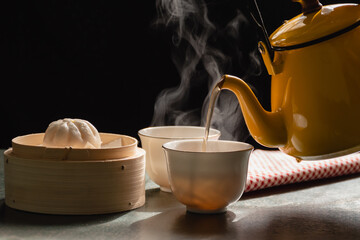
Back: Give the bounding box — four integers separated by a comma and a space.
152, 0, 262, 141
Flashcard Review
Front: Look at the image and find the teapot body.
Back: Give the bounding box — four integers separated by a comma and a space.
221, 3, 360, 160
271, 26, 360, 159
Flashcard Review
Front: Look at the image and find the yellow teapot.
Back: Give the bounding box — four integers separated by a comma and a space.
219, 0, 360, 160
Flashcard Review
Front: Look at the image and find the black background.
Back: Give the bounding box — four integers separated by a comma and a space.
1, 0, 356, 148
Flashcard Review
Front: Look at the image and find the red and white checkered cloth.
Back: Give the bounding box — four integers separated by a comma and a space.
245, 150, 360, 192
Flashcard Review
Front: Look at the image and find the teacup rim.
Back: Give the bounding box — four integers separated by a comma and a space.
162, 139, 254, 153
138, 126, 221, 140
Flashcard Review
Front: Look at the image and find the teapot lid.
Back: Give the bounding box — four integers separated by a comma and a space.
270, 3, 360, 50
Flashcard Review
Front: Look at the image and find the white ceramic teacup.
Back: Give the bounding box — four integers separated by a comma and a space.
163, 140, 253, 213
138, 126, 220, 192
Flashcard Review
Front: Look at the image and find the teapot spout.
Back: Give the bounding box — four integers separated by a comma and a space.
220, 75, 287, 148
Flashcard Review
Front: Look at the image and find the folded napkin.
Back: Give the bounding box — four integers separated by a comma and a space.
245, 150, 360, 192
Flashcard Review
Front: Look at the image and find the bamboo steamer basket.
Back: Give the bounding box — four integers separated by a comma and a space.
3, 133, 146, 215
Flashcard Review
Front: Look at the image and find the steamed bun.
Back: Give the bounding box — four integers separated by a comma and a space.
42, 118, 102, 148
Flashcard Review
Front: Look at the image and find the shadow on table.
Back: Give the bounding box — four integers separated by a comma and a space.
137, 188, 182, 213
131, 174, 360, 239
0, 199, 126, 226
140, 173, 360, 213
130, 205, 360, 240
130, 207, 238, 239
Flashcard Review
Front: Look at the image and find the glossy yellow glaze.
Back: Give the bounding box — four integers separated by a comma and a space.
220, 75, 287, 148
270, 4, 360, 47
221, 23, 360, 159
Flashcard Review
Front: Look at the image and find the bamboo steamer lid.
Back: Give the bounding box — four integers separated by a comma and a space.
11, 133, 138, 161
3, 133, 146, 215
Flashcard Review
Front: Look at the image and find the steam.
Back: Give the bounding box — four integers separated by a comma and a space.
151, 0, 262, 140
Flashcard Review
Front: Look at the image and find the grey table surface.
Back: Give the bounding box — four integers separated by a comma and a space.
1, 149, 360, 240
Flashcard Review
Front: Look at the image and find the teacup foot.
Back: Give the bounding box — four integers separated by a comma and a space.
160, 186, 172, 193
186, 207, 227, 214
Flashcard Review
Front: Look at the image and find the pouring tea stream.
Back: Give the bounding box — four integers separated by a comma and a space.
204, 0, 360, 160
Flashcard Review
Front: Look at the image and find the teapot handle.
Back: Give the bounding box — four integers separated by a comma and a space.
293, 0, 322, 14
